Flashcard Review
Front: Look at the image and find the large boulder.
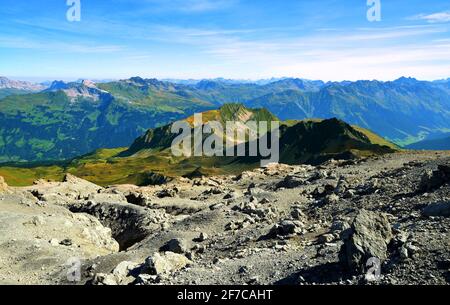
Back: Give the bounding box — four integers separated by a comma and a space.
112, 261, 141, 284
422, 201, 450, 217
27, 173, 102, 205
419, 165, 450, 192
339, 210, 393, 273
145, 252, 191, 275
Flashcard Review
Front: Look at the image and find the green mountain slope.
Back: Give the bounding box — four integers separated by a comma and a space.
0, 79, 215, 162
121, 103, 278, 156
1, 76, 448, 163
247, 78, 450, 146
277, 118, 396, 164
0, 104, 397, 186
0, 88, 35, 99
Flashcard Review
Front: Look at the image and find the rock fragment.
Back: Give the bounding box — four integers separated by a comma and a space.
112, 261, 140, 284
92, 273, 117, 285
160, 238, 190, 254
324, 194, 340, 205
196, 232, 208, 242
318, 233, 335, 244
155, 188, 178, 198
269, 220, 304, 237
276, 175, 304, 189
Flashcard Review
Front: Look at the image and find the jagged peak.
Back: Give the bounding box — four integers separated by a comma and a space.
393, 76, 420, 85
48, 80, 70, 90
0, 77, 45, 91
80, 79, 97, 88
126, 77, 162, 86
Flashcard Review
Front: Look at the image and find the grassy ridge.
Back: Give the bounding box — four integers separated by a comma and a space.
0, 111, 398, 187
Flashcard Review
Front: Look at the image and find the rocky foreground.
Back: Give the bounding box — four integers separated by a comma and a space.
0, 151, 449, 285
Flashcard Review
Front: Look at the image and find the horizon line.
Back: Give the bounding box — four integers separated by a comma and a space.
2, 75, 450, 84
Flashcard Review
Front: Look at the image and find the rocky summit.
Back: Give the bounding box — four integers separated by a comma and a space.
0, 151, 449, 285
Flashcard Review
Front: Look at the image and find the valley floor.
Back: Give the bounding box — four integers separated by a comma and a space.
0, 151, 449, 285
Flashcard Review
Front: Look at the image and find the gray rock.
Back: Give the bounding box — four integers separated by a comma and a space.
197, 232, 208, 242
160, 238, 189, 254
93, 273, 117, 285
203, 187, 223, 195
225, 222, 238, 231
112, 261, 140, 284
422, 201, 450, 217
259, 197, 270, 204
270, 220, 304, 236
276, 175, 304, 189
330, 220, 350, 233
59, 238, 73, 246
339, 210, 393, 272
122, 192, 148, 206
324, 194, 340, 204
291, 207, 306, 220
145, 252, 192, 275
419, 165, 450, 192
134, 274, 159, 285
318, 233, 335, 244
155, 188, 178, 198
210, 203, 224, 210
87, 192, 128, 204
343, 189, 356, 199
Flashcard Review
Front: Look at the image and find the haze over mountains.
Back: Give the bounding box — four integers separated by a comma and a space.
0, 76, 449, 163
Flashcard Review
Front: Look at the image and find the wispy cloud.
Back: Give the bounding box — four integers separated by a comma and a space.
410, 11, 450, 23
122, 0, 238, 13
191, 25, 450, 80
1, 0, 449, 80
0, 36, 123, 53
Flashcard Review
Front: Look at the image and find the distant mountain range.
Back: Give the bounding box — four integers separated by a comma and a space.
406, 133, 450, 150
247, 77, 450, 146
0, 77, 216, 162
0, 76, 449, 162
162, 77, 302, 86
0, 77, 46, 99
0, 104, 396, 186
0, 77, 45, 91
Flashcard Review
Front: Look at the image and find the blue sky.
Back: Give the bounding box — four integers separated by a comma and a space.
0, 0, 449, 81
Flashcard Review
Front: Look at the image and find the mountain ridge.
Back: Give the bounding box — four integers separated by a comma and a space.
0, 104, 397, 186
0, 76, 449, 162
0, 76, 46, 91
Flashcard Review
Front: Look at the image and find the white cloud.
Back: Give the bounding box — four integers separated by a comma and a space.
2, 9, 449, 81
186, 25, 450, 81
104, 24, 450, 81
0, 36, 123, 53
410, 11, 450, 23
129, 0, 237, 13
